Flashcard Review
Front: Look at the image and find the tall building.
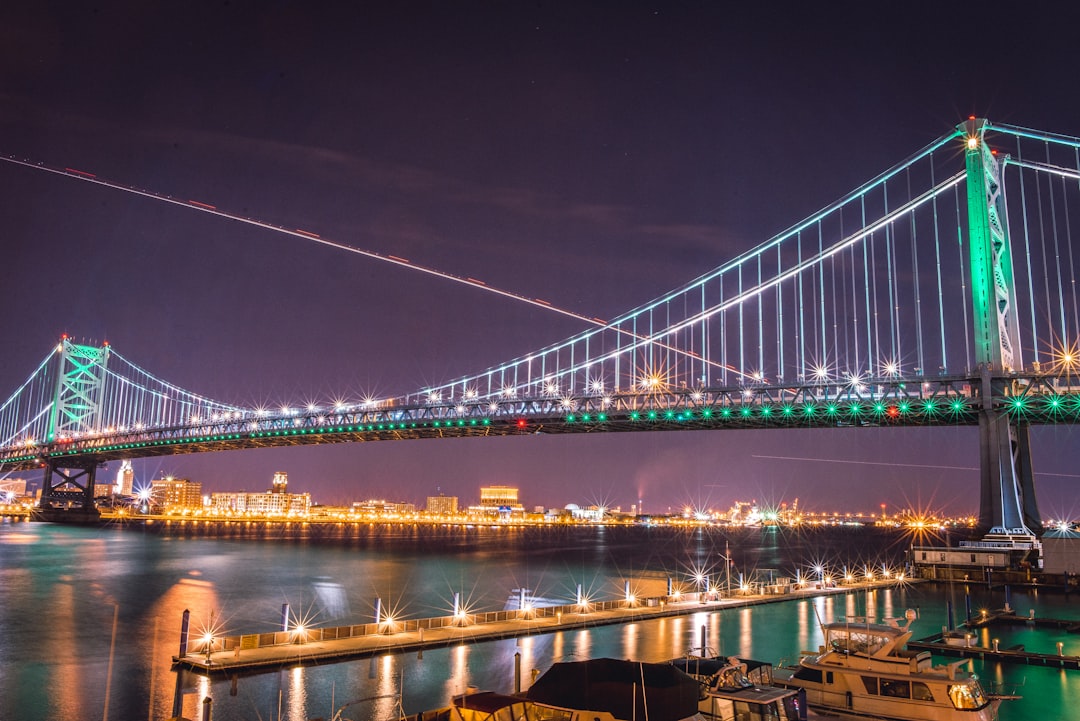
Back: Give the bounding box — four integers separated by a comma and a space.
150, 477, 203, 510
272, 471, 288, 494
426, 494, 459, 515
115, 460, 134, 496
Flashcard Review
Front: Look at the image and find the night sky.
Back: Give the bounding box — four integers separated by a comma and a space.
2, 3, 1078, 518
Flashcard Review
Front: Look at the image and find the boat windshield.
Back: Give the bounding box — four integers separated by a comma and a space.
948, 682, 989, 710
825, 628, 890, 655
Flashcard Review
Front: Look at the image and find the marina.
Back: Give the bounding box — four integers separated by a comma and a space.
4, 521, 1078, 721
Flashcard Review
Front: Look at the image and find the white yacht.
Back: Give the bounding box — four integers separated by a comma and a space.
772, 611, 1017, 721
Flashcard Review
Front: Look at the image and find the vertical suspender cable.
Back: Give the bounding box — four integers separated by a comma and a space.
909, 167, 925, 375
861, 196, 871, 373
883, 183, 897, 369
797, 230, 805, 378
1013, 144, 1039, 366
1046, 142, 1068, 346
777, 244, 784, 380
757, 254, 764, 376
1067, 149, 1080, 338
953, 184, 971, 371
931, 159, 946, 373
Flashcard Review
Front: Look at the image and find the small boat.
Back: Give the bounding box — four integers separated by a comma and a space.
671, 655, 809, 721
426, 658, 705, 721
772, 610, 1018, 721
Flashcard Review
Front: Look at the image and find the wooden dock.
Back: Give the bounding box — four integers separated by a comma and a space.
908, 609, 1080, 670
172, 581, 912, 675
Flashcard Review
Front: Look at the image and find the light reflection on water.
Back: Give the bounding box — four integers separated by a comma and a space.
0, 519, 1074, 721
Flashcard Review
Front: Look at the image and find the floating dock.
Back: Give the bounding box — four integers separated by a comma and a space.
173, 581, 912, 675
908, 609, 1080, 670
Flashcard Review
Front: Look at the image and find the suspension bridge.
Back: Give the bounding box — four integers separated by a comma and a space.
2, 118, 1079, 535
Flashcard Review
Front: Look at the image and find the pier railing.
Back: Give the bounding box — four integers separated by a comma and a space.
214, 596, 676, 653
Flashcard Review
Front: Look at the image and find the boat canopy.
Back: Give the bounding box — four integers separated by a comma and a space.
527, 658, 701, 721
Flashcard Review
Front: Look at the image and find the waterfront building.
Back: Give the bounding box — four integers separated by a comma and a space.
272, 471, 288, 494
470, 484, 524, 516
351, 499, 416, 515
207, 490, 311, 516
150, 477, 203, 510
479, 485, 521, 509
426, 494, 458, 515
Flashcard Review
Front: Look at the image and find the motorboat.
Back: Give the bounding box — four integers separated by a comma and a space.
430, 658, 705, 721
772, 610, 1017, 721
671, 655, 809, 721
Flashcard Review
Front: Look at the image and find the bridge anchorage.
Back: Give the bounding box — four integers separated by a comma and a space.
2, 118, 1078, 542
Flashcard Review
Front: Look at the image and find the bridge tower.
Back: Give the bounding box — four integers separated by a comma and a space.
962, 118, 1042, 537
35, 339, 111, 520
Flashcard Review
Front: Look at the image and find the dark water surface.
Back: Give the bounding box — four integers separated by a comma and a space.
1, 519, 1075, 720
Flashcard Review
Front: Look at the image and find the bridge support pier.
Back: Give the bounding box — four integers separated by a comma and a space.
32, 457, 102, 522
976, 398, 1041, 536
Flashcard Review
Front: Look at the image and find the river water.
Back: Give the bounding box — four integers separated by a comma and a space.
1, 519, 1075, 721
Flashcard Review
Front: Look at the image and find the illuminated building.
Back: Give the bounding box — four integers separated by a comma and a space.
471, 484, 524, 515
150, 477, 203, 510
208, 491, 311, 516
352, 499, 416, 514
272, 471, 288, 494
426, 494, 458, 514
115, 460, 134, 496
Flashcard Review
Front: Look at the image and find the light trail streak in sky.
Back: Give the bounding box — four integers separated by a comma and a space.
752, 454, 978, 472
1, 154, 740, 379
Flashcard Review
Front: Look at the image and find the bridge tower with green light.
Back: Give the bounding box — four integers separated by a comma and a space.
34, 339, 111, 521
962, 118, 1043, 538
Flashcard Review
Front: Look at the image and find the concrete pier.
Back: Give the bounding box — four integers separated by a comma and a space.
172, 580, 917, 675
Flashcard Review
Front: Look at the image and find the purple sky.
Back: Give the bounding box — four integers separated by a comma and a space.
2, 3, 1078, 518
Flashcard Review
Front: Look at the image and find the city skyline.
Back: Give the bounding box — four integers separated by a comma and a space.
2, 4, 1080, 518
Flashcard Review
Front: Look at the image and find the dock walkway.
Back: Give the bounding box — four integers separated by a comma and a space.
173, 581, 911, 675
907, 609, 1080, 670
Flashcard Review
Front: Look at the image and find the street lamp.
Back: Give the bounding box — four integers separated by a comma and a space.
717, 539, 734, 596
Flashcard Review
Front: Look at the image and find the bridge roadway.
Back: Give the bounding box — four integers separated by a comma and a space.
173, 579, 918, 675
5, 373, 1078, 472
